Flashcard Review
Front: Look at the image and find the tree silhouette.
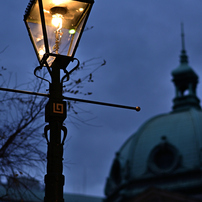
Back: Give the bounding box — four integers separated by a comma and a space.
0, 57, 106, 201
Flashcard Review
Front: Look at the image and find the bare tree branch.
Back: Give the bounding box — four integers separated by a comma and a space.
0, 57, 106, 200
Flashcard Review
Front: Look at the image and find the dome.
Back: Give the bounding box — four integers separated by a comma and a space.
105, 108, 202, 199
104, 26, 202, 201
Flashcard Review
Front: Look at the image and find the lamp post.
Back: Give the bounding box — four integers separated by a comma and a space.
24, 0, 94, 201
0, 1, 140, 200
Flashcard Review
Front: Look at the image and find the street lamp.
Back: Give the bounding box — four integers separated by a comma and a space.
24, 0, 93, 68
24, 0, 94, 201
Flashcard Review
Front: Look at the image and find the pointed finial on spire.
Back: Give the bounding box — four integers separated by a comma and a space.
180, 22, 188, 64
181, 23, 185, 51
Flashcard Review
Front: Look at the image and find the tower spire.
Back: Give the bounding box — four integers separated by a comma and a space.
171, 23, 200, 111
180, 23, 188, 64
181, 23, 185, 51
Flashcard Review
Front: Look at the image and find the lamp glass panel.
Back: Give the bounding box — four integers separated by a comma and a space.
26, 1, 45, 61
42, 0, 90, 57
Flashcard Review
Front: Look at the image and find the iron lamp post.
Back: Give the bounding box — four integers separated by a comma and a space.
24, 0, 94, 201
0, 2, 140, 200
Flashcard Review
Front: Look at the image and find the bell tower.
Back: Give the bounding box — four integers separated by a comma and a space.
171, 24, 201, 111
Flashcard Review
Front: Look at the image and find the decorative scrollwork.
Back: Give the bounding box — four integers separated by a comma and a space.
53, 103, 64, 114
44, 125, 50, 143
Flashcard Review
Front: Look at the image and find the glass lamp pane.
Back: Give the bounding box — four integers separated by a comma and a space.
42, 0, 91, 57
25, 1, 45, 61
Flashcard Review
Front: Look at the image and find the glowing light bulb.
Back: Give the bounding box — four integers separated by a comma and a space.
39, 47, 45, 57
52, 0, 68, 5
52, 14, 63, 30
79, 8, 84, 12
43, 9, 50, 14
69, 29, 76, 35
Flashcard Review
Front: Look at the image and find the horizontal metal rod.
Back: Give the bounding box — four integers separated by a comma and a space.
0, 87, 49, 97
63, 95, 141, 111
0, 87, 140, 111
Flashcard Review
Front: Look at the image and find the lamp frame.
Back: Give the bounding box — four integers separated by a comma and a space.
24, 0, 94, 68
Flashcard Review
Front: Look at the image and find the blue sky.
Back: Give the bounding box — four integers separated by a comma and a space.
1, 0, 202, 197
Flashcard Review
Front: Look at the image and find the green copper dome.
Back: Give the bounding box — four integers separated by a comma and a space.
105, 108, 202, 199
104, 26, 202, 201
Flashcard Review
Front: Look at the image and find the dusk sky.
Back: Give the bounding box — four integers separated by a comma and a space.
1, 0, 202, 198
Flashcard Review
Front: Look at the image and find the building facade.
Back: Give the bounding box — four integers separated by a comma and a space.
104, 32, 202, 202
